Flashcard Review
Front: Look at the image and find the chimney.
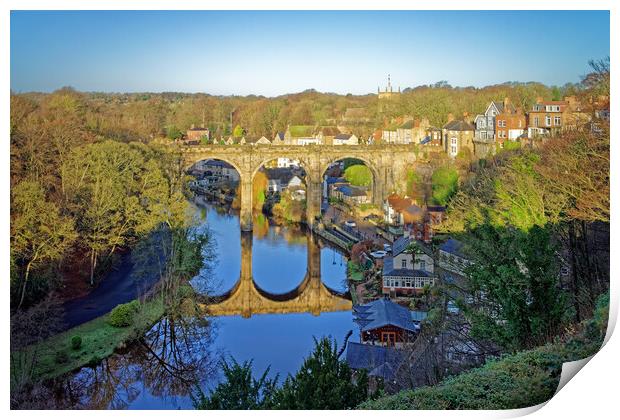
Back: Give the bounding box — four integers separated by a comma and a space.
503, 97, 510, 111
447, 113, 455, 123
536, 96, 543, 104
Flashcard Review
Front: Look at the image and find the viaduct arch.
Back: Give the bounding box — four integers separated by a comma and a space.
182, 144, 416, 231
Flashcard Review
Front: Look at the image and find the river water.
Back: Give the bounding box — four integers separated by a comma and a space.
43, 199, 356, 409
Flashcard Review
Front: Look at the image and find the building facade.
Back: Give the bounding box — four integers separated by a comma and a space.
443, 119, 475, 158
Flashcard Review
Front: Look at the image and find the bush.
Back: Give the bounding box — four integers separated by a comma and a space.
359, 298, 608, 410
109, 300, 140, 328
71, 335, 82, 350
55, 350, 69, 364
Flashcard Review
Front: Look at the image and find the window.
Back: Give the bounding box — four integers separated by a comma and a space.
554, 116, 561, 125
451, 145, 457, 154
420, 260, 426, 271
480, 131, 486, 139
401, 259, 407, 268
545, 116, 552, 126
533, 116, 539, 127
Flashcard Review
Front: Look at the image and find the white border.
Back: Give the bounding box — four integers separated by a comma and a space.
2, 1, 617, 419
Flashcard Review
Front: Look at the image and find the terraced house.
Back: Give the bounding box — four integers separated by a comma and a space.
527, 96, 590, 137
442, 117, 475, 158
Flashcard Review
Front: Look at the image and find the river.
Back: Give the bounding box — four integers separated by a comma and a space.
42, 198, 356, 409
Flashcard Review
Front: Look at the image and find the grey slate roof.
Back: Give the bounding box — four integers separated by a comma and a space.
345, 342, 405, 380
400, 120, 414, 129
382, 257, 434, 279
334, 133, 353, 140
392, 236, 432, 258
353, 297, 419, 333
443, 120, 475, 131
439, 238, 467, 258
392, 236, 413, 256
336, 185, 367, 197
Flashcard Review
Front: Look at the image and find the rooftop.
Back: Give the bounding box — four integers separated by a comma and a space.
383, 256, 434, 279
336, 184, 367, 197
353, 297, 421, 333
345, 342, 405, 380
439, 238, 467, 258
443, 120, 475, 131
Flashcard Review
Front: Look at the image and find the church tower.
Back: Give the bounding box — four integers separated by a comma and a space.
378, 74, 400, 100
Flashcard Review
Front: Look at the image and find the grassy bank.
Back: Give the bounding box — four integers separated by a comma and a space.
359, 293, 609, 410
12, 296, 165, 383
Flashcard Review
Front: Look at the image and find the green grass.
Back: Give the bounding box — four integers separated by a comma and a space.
289, 125, 314, 137
13, 296, 165, 382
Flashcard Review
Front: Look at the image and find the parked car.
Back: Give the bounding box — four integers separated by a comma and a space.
344, 220, 357, 228
370, 250, 388, 259
383, 244, 392, 252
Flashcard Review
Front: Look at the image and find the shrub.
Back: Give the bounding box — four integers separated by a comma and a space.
71, 335, 82, 350
55, 350, 69, 364
109, 300, 140, 328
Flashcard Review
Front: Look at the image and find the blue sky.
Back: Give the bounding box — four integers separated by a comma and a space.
10, 10, 610, 95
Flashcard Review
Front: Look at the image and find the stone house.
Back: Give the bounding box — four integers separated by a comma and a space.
443, 119, 475, 158
272, 132, 286, 144
332, 184, 369, 205
255, 136, 272, 145
186, 126, 210, 141
527, 96, 589, 137
315, 126, 340, 145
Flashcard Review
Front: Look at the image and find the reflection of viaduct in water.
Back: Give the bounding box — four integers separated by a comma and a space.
201, 233, 352, 318
183, 144, 417, 231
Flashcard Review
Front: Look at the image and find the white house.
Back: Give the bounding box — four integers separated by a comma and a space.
277, 157, 301, 168
296, 137, 322, 146
333, 133, 359, 145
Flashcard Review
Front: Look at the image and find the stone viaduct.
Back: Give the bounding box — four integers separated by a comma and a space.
198, 233, 352, 318
181, 144, 417, 231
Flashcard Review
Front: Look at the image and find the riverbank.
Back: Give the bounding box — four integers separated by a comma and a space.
12, 294, 166, 384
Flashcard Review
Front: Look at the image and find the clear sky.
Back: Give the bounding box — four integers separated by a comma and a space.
10, 10, 610, 96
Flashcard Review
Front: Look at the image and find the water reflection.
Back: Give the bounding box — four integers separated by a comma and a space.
190, 198, 349, 296
33, 199, 355, 409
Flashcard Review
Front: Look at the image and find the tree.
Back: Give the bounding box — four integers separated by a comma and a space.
272, 337, 368, 409
61, 140, 188, 285
431, 166, 458, 206
232, 124, 244, 138
11, 181, 76, 308
344, 164, 372, 187
193, 337, 368, 410
252, 170, 268, 209
165, 125, 182, 140
192, 358, 278, 409
461, 223, 568, 351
